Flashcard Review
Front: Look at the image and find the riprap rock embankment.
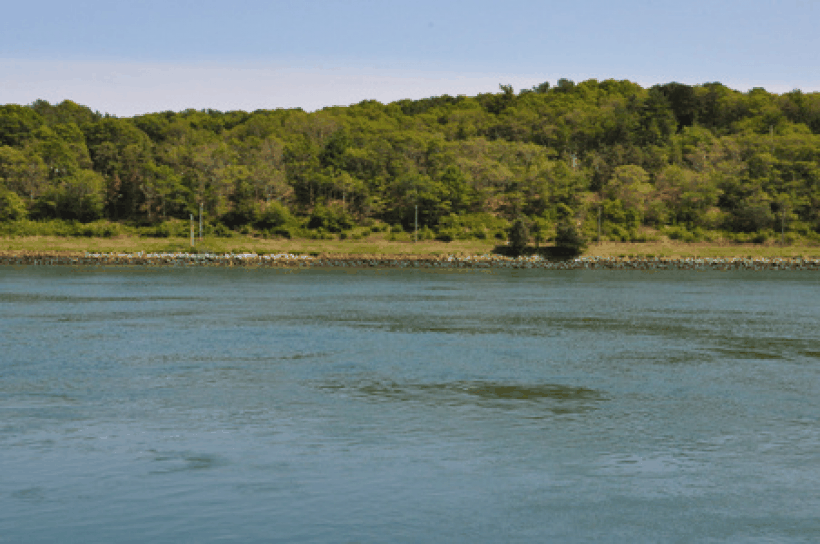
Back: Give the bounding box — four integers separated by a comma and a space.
2, 252, 820, 270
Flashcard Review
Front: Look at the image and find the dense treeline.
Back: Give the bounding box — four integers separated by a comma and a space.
2, 79, 820, 245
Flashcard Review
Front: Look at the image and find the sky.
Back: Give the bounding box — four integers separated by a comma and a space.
2, 0, 819, 116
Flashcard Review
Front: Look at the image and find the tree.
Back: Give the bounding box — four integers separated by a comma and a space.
221, 166, 259, 228
0, 146, 48, 202
729, 193, 773, 232
35, 170, 106, 222
554, 203, 586, 256
0, 105, 44, 147
142, 163, 187, 221
508, 217, 529, 256
0, 187, 27, 221
555, 221, 587, 256
251, 137, 288, 204
529, 216, 551, 248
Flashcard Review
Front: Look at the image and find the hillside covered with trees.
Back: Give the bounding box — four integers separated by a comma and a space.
2, 79, 820, 247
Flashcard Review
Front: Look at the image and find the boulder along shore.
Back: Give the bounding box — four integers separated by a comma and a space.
2, 251, 820, 270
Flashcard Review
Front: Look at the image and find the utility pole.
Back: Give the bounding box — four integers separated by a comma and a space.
199, 203, 203, 241
781, 207, 786, 247
190, 214, 195, 247
598, 206, 602, 245
414, 205, 418, 243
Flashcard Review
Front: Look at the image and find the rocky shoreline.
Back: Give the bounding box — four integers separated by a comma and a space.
2, 251, 820, 270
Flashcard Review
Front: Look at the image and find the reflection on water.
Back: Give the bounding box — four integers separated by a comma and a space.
1, 267, 819, 543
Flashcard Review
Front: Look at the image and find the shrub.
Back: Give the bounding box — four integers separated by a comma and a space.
212, 223, 234, 237
436, 212, 509, 241
272, 227, 292, 239
78, 221, 124, 238
140, 220, 192, 238
435, 229, 456, 242
609, 225, 632, 242
308, 204, 354, 233
255, 201, 293, 230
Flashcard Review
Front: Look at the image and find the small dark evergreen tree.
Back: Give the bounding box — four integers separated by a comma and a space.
508, 217, 529, 256
555, 222, 586, 256
555, 204, 586, 256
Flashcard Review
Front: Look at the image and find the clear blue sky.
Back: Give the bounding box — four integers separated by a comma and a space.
2, 0, 818, 116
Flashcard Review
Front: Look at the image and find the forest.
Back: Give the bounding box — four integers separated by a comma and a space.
2, 79, 820, 247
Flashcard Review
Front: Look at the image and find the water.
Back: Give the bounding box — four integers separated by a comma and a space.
1, 266, 819, 543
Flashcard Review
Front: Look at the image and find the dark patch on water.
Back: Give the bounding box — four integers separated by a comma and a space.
320, 380, 605, 414
0, 293, 204, 304
52, 310, 197, 323
712, 348, 784, 360
147, 451, 229, 474
11, 487, 46, 502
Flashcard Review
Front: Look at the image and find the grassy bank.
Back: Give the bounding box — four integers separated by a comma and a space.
0, 234, 496, 257
3, 234, 820, 260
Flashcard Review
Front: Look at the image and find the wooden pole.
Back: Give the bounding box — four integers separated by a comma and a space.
414, 205, 418, 243
782, 207, 785, 247
598, 206, 602, 245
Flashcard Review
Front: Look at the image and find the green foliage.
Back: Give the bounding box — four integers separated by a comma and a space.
138, 219, 191, 238
555, 220, 587, 256
436, 212, 509, 240
307, 204, 353, 233
271, 226, 293, 239
420, 225, 435, 240
221, 170, 260, 228
728, 196, 774, 232
0, 187, 28, 221
3, 81, 820, 243
255, 201, 294, 230
0, 219, 127, 237
29, 170, 105, 222
508, 217, 530, 256
0, 105, 45, 147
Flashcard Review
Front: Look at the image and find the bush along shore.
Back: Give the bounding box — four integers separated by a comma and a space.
2, 251, 820, 271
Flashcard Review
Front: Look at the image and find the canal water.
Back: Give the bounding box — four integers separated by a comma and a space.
1, 267, 819, 543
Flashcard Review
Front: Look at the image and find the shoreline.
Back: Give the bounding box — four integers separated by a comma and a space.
3, 251, 819, 270
4, 234, 820, 260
